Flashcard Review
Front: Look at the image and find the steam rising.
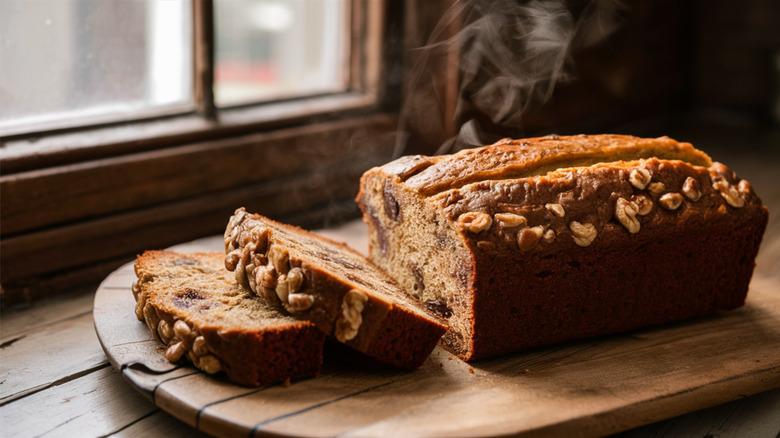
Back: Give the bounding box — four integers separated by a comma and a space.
400, 0, 625, 155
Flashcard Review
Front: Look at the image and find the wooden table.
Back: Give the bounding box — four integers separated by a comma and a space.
2, 136, 780, 437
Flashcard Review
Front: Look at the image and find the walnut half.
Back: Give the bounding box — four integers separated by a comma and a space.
334, 289, 369, 342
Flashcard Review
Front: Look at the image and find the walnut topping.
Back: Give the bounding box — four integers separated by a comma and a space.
517, 226, 544, 251
197, 355, 221, 374
682, 177, 701, 201
477, 240, 496, 250
659, 192, 683, 210
268, 247, 290, 275
143, 304, 160, 339
225, 250, 240, 271
569, 221, 597, 247
165, 341, 186, 362
494, 213, 527, 228
631, 194, 653, 216
249, 226, 270, 254
224, 207, 249, 252
149, 312, 224, 375
648, 182, 666, 194
615, 198, 640, 234
256, 265, 276, 290
457, 211, 493, 233
275, 273, 291, 303
133, 280, 146, 321
543, 228, 556, 243
288, 293, 315, 311
712, 175, 745, 208
629, 168, 652, 190
737, 179, 752, 195
158, 320, 173, 343
192, 336, 209, 356
174, 319, 192, 340
545, 203, 565, 218
259, 285, 280, 306
233, 259, 250, 290
334, 289, 369, 342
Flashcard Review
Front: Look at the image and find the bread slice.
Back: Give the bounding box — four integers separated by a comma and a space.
224, 209, 448, 368
132, 250, 325, 387
357, 134, 768, 360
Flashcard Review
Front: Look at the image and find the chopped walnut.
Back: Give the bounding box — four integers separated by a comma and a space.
517, 226, 545, 251
615, 198, 640, 234
659, 192, 683, 210
158, 320, 173, 344
629, 168, 652, 190
569, 221, 597, 247
494, 213, 527, 228
192, 336, 209, 356
682, 177, 701, 201
457, 211, 493, 233
712, 175, 745, 208
268, 247, 290, 275
287, 293, 315, 311
249, 226, 271, 254
334, 289, 369, 342
543, 228, 556, 243
737, 179, 752, 195
275, 273, 290, 303
165, 341, 186, 362
648, 182, 666, 194
174, 319, 192, 340
198, 355, 221, 374
545, 203, 565, 218
225, 250, 241, 271
630, 194, 653, 216
477, 240, 496, 250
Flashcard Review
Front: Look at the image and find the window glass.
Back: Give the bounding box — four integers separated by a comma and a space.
0, 0, 192, 135
214, 0, 349, 107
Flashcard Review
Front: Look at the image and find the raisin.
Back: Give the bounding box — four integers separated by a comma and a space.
425, 299, 453, 319
411, 265, 425, 296
383, 180, 400, 221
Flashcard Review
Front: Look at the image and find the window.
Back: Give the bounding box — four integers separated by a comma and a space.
0, 0, 193, 136
0, 0, 355, 137
0, 0, 403, 304
214, 0, 349, 106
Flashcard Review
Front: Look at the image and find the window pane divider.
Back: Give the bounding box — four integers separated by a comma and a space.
193, 0, 216, 120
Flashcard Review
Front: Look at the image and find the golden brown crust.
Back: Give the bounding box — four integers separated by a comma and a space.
357, 134, 768, 360
389, 134, 713, 196
133, 250, 324, 386
224, 210, 447, 368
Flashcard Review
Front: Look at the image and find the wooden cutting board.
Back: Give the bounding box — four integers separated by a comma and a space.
93, 231, 780, 438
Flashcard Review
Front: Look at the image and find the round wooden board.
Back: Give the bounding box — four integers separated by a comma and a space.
93, 237, 780, 438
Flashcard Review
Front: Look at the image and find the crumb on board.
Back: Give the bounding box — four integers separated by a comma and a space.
469, 367, 474, 374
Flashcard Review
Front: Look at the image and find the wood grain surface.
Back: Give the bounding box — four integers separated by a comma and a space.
92, 230, 780, 438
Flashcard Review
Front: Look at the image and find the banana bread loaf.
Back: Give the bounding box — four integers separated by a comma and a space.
132, 250, 325, 386
357, 134, 768, 361
224, 208, 448, 368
